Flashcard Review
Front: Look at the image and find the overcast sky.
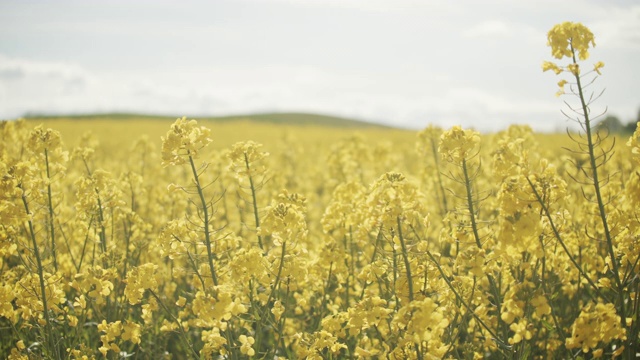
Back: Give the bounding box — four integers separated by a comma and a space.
0, 0, 638, 131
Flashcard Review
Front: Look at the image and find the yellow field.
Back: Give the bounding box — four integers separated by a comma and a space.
27, 117, 412, 150
1, 114, 639, 359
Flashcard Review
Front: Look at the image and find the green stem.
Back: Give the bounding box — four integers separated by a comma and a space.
462, 158, 506, 340
149, 290, 199, 359
570, 46, 629, 357
77, 217, 93, 272
244, 153, 264, 251
526, 176, 606, 301
359, 227, 383, 301
343, 234, 350, 310
570, 48, 624, 305
425, 249, 505, 351
267, 240, 287, 307
396, 217, 414, 302
391, 241, 399, 311
537, 236, 574, 359
313, 262, 333, 331
44, 149, 57, 272
274, 278, 291, 359
188, 154, 218, 287
20, 184, 60, 359
461, 158, 482, 249
96, 195, 107, 256
430, 136, 449, 216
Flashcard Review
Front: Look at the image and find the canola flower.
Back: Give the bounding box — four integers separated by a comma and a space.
1, 21, 639, 360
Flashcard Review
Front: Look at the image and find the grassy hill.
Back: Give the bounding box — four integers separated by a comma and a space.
21, 111, 409, 151
24, 112, 389, 129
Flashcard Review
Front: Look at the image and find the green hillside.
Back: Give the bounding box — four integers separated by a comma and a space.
24, 112, 389, 129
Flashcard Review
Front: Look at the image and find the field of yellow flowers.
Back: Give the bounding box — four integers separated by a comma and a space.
1, 22, 640, 360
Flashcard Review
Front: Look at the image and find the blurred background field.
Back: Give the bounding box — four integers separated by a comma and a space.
24, 113, 406, 150
22, 113, 606, 161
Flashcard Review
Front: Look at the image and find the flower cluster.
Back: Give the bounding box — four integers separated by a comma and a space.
161, 117, 212, 166
439, 125, 480, 164
565, 302, 627, 355
542, 21, 604, 96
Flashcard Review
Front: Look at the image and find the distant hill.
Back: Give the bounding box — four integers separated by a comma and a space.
23, 112, 390, 129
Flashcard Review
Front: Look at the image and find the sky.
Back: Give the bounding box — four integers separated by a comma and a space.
0, 0, 638, 132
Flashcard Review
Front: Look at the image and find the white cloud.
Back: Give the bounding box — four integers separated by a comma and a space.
242, 0, 458, 13
591, 5, 640, 48
1, 1, 637, 131
0, 54, 92, 82
0, 54, 590, 132
463, 21, 512, 39
0, 55, 95, 117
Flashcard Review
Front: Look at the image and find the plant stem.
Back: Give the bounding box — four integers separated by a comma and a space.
462, 158, 506, 340
461, 159, 482, 249
149, 290, 199, 359
570, 48, 624, 302
526, 176, 606, 301
44, 149, 58, 272
20, 184, 60, 359
244, 153, 264, 251
430, 136, 449, 216
396, 217, 414, 302
188, 154, 218, 287
425, 249, 504, 350
570, 45, 629, 357
267, 240, 287, 307
396, 219, 422, 360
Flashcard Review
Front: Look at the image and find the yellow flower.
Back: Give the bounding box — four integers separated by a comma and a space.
201, 328, 227, 358
531, 294, 551, 317
73, 295, 87, 310
141, 297, 157, 325
227, 140, 269, 178
239, 335, 256, 356
567, 63, 580, 76
508, 319, 532, 344
556, 79, 568, 97
547, 21, 595, 60
627, 123, 640, 163
439, 125, 481, 163
542, 22, 601, 98
98, 320, 123, 356
593, 61, 605, 75
67, 314, 79, 327
161, 117, 211, 166
260, 191, 308, 242
272, 300, 285, 322
565, 302, 627, 353
124, 263, 158, 305
27, 125, 67, 156
0, 284, 16, 321
542, 61, 562, 75
355, 346, 379, 358
121, 321, 142, 344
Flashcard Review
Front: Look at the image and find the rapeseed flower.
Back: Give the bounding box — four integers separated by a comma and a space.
161, 117, 211, 166
565, 302, 626, 354
547, 21, 595, 60
239, 334, 256, 356
543, 22, 602, 96
124, 263, 158, 305
439, 126, 480, 164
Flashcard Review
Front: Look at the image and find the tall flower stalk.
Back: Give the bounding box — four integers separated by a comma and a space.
543, 21, 631, 357
162, 117, 219, 287
227, 141, 269, 252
